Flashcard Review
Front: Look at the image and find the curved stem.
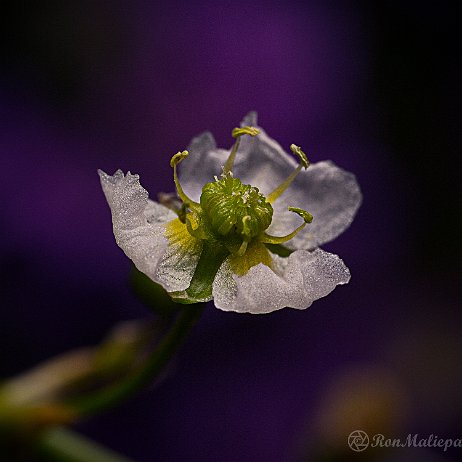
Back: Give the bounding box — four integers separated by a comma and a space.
69, 304, 204, 417
36, 426, 136, 462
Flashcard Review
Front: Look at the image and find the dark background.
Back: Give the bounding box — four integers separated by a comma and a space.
1, 1, 460, 461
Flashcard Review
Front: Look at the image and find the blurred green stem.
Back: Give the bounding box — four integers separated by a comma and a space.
35, 304, 204, 461
1, 299, 204, 461
37, 426, 135, 462
69, 303, 204, 416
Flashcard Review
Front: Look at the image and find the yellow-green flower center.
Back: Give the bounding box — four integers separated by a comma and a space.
167, 125, 314, 304
200, 176, 273, 239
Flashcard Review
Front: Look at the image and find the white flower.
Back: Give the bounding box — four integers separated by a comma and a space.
99, 112, 361, 314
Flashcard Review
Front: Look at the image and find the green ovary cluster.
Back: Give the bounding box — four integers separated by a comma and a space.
167, 128, 314, 303
169, 129, 313, 282
200, 177, 273, 240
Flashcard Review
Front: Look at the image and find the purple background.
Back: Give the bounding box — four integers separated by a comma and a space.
1, 1, 460, 461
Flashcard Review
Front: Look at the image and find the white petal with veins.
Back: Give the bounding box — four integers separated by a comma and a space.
99, 170, 200, 292
100, 112, 360, 313
179, 132, 228, 202
180, 113, 361, 249
212, 248, 351, 314
268, 161, 362, 250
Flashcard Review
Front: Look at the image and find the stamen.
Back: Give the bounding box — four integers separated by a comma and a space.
234, 216, 252, 256
288, 206, 313, 223
236, 240, 249, 257
223, 126, 260, 175
170, 150, 200, 208
185, 210, 207, 240
259, 206, 313, 245
158, 192, 182, 213
289, 144, 309, 169
178, 203, 189, 223
231, 127, 260, 138
266, 144, 310, 204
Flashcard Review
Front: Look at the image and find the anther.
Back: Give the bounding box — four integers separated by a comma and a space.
231, 126, 260, 138
223, 126, 260, 175
170, 150, 200, 208
266, 145, 310, 204
290, 144, 309, 169
259, 206, 313, 245
288, 206, 313, 223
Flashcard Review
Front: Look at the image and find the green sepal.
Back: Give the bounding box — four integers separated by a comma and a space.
169, 293, 210, 305
170, 239, 229, 304
130, 266, 181, 315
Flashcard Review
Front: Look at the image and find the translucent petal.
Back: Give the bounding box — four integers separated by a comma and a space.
182, 112, 361, 248
267, 161, 362, 250
179, 114, 297, 200
212, 248, 350, 314
98, 170, 200, 292
233, 113, 298, 196
156, 218, 203, 292
178, 132, 228, 202
241, 113, 362, 249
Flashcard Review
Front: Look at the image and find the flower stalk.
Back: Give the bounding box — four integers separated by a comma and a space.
36, 426, 136, 462
1, 300, 204, 461
67, 304, 204, 416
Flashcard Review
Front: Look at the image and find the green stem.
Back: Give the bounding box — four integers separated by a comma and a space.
37, 426, 136, 462
69, 304, 204, 416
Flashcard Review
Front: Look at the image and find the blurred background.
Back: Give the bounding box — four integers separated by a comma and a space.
1, 0, 460, 461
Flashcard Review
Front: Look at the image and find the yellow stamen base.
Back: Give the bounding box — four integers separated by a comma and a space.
229, 240, 272, 276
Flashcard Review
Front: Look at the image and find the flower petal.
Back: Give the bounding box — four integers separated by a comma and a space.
156, 218, 203, 293
240, 113, 362, 249
179, 113, 298, 201
182, 112, 361, 249
234, 113, 297, 196
212, 248, 350, 314
98, 170, 201, 292
267, 161, 362, 250
178, 132, 228, 202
